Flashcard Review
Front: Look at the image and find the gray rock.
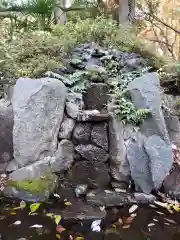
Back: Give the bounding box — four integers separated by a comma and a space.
67, 161, 110, 189
12, 77, 67, 167
77, 110, 109, 122
83, 83, 110, 111
126, 132, 153, 194
86, 190, 155, 207
66, 93, 84, 119
73, 123, 92, 144
6, 159, 19, 173
126, 72, 169, 143
108, 116, 130, 185
54, 139, 74, 173
75, 144, 109, 162
74, 184, 88, 197
163, 165, 180, 200
4, 158, 58, 201
163, 94, 180, 144
144, 135, 173, 190
0, 99, 14, 173
91, 123, 108, 151
59, 115, 75, 139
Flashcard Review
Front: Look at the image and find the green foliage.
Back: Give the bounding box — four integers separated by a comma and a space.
0, 17, 169, 87
112, 67, 151, 125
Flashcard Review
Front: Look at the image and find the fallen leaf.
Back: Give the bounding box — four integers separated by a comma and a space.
154, 201, 168, 209
10, 212, 16, 215
91, 220, 101, 232
173, 205, 180, 212
30, 224, 43, 228
46, 213, 54, 219
30, 203, 41, 213
69, 235, 73, 240
164, 218, 176, 224
155, 211, 164, 215
99, 206, 105, 211
56, 234, 61, 239
129, 204, 138, 213
111, 224, 116, 228
149, 204, 157, 208
55, 215, 62, 225
13, 220, 21, 225
13, 206, 21, 210
75, 237, 84, 240
147, 223, 155, 227
20, 200, 26, 209
54, 193, 60, 198
122, 225, 130, 229
124, 216, 134, 225
104, 190, 112, 194
118, 218, 123, 225
153, 218, 158, 222
64, 202, 72, 206
56, 225, 66, 233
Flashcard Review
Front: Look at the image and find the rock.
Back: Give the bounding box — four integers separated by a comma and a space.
58, 116, 75, 139
0, 99, 14, 173
75, 144, 109, 162
67, 161, 110, 189
144, 135, 173, 190
77, 110, 109, 122
83, 83, 110, 111
126, 72, 170, 143
91, 123, 108, 151
163, 165, 180, 200
163, 94, 180, 144
4, 158, 58, 201
86, 190, 155, 207
73, 123, 92, 144
66, 93, 84, 119
6, 159, 19, 173
74, 184, 88, 197
50, 199, 106, 221
126, 132, 153, 194
12, 78, 67, 167
108, 116, 130, 185
54, 139, 74, 173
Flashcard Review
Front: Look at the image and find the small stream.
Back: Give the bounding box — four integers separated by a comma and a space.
0, 198, 180, 240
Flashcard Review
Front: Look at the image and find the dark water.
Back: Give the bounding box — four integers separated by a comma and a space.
0, 198, 180, 240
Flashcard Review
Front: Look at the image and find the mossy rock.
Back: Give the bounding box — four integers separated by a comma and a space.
5, 173, 58, 202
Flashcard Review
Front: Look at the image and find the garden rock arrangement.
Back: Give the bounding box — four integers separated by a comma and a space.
0, 43, 179, 204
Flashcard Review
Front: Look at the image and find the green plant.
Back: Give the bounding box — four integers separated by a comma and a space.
111, 67, 151, 125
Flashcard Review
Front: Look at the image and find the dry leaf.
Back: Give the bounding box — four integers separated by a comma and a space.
155, 211, 164, 215
56, 225, 66, 233
30, 224, 43, 228
122, 225, 130, 229
29, 203, 41, 213
129, 204, 138, 213
147, 223, 155, 227
56, 234, 61, 239
55, 215, 62, 225
64, 202, 72, 206
10, 212, 16, 215
118, 218, 123, 225
13, 220, 21, 225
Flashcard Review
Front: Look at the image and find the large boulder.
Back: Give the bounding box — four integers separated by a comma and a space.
108, 116, 130, 187
0, 99, 14, 173
4, 157, 58, 202
127, 132, 153, 194
126, 72, 170, 143
12, 78, 67, 167
144, 135, 173, 189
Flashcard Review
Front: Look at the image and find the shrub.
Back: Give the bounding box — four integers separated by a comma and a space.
0, 16, 170, 85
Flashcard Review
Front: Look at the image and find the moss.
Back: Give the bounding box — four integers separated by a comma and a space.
7, 173, 57, 194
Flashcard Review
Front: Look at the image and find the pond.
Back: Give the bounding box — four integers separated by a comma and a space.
0, 197, 180, 240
